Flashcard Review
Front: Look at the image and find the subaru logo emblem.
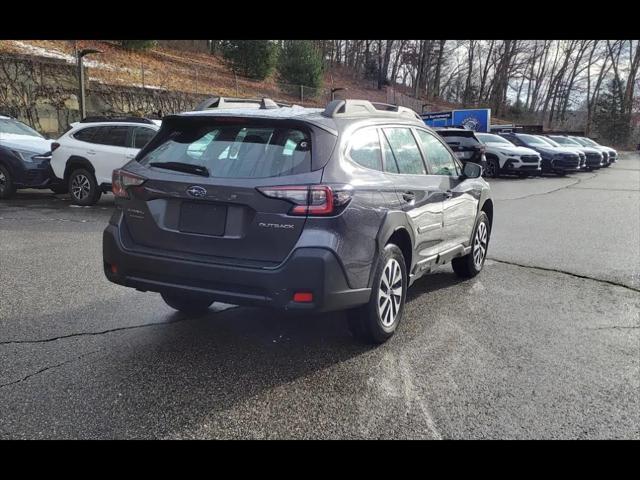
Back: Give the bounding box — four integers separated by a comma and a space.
186, 186, 207, 198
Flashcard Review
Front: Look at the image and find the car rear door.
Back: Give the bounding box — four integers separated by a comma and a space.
91, 125, 133, 185
416, 129, 479, 250
381, 126, 446, 267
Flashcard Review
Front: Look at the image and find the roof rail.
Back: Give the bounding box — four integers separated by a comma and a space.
80, 116, 155, 125
322, 99, 422, 121
194, 96, 288, 111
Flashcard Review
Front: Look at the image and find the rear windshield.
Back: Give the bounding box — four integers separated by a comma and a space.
139, 124, 312, 178
436, 131, 479, 147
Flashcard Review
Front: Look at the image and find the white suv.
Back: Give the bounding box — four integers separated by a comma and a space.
476, 132, 541, 178
51, 117, 160, 205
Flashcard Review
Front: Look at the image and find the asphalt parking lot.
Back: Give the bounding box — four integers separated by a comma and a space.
1, 154, 638, 439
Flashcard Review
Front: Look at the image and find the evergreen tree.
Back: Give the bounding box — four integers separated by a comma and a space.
593, 78, 631, 146
277, 41, 324, 91
220, 40, 278, 80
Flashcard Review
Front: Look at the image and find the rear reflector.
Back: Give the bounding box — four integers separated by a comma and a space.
109, 263, 118, 274
293, 292, 313, 303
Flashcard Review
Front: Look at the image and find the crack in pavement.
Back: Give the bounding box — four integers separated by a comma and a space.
587, 325, 639, 330
0, 216, 100, 224
487, 258, 640, 293
0, 317, 191, 347
492, 172, 597, 201
0, 349, 101, 389
0, 305, 239, 347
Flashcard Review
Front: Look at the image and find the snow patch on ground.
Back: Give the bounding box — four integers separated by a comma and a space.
10, 41, 137, 74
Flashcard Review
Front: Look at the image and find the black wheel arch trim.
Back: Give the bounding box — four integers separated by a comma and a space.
64, 156, 96, 181
370, 211, 416, 288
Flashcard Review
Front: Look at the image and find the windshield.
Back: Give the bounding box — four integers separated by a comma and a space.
538, 137, 561, 147
140, 124, 312, 178
519, 134, 551, 146
579, 137, 599, 147
476, 133, 513, 145
550, 136, 579, 146
0, 118, 44, 138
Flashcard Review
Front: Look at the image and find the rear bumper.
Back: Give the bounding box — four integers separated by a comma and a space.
103, 224, 371, 312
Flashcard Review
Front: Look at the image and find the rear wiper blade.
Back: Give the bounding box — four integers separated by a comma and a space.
149, 161, 210, 177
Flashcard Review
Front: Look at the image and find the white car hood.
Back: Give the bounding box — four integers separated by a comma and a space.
0, 133, 52, 154
487, 143, 538, 156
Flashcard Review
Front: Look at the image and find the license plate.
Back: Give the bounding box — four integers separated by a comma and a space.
179, 202, 227, 236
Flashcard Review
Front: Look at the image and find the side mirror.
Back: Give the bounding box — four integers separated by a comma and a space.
462, 161, 482, 179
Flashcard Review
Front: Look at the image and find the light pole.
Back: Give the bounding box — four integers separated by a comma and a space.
77, 48, 101, 120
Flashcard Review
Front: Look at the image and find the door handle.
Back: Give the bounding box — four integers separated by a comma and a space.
445, 190, 453, 199
87, 150, 96, 155
402, 191, 415, 202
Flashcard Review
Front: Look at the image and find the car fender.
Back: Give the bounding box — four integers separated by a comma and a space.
63, 155, 96, 181
370, 211, 415, 287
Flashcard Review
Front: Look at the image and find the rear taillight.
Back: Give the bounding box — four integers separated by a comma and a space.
112, 169, 146, 198
51, 142, 60, 152
257, 185, 352, 216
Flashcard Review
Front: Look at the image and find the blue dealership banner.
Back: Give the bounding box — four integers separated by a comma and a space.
421, 108, 491, 132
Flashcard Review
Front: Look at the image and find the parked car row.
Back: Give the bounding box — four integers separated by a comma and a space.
0, 114, 160, 202
0, 111, 621, 205
431, 126, 618, 178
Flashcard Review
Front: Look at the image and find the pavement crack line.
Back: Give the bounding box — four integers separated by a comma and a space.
495, 172, 596, 201
587, 325, 639, 331
0, 306, 239, 347
487, 258, 640, 293
0, 349, 101, 389
0, 318, 191, 347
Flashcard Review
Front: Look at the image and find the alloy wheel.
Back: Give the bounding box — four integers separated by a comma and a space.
71, 174, 91, 201
378, 258, 403, 327
473, 221, 488, 269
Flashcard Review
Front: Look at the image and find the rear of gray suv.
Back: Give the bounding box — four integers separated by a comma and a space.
103, 99, 493, 343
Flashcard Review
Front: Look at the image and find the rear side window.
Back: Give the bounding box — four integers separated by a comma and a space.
382, 127, 426, 175
73, 127, 99, 143
347, 128, 382, 171
140, 124, 312, 178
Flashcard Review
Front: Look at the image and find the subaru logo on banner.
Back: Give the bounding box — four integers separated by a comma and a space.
421, 108, 491, 132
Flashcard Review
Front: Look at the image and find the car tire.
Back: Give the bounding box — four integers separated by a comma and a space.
161, 292, 215, 315
485, 157, 499, 178
452, 211, 490, 279
347, 243, 407, 344
68, 168, 101, 206
50, 183, 69, 194
0, 164, 17, 199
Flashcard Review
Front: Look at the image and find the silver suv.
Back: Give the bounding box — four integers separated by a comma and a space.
103, 98, 494, 344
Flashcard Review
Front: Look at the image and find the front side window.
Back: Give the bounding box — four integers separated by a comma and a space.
140, 124, 312, 178
347, 128, 382, 171
382, 127, 426, 175
100, 126, 129, 148
416, 130, 458, 176
132, 127, 156, 149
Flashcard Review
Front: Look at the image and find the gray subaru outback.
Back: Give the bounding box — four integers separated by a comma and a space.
103, 98, 493, 343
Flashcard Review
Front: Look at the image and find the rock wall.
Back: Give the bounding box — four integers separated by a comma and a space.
0, 53, 209, 137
